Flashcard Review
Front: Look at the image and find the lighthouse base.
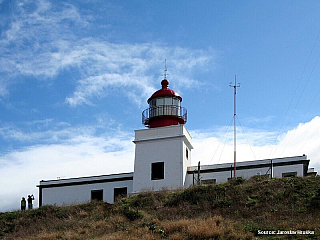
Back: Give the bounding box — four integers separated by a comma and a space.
132, 125, 193, 193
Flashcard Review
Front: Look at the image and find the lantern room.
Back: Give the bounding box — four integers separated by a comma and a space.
142, 79, 187, 128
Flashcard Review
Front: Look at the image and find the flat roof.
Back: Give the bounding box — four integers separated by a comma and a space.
38, 172, 134, 188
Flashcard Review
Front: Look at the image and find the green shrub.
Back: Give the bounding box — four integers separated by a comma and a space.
128, 192, 156, 207
246, 198, 257, 207
124, 208, 143, 221
229, 177, 246, 185
3, 212, 21, 221
54, 207, 69, 219
308, 188, 320, 209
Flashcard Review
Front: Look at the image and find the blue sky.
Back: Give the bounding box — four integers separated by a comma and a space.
1, 0, 320, 211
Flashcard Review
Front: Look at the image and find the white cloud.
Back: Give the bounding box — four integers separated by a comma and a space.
0, 127, 134, 212
1, 0, 87, 77
0, 1, 215, 106
191, 116, 320, 172
62, 42, 214, 107
3, 0, 86, 45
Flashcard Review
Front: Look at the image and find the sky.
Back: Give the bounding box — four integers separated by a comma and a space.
0, 0, 320, 212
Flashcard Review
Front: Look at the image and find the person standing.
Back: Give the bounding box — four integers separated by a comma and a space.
21, 197, 26, 211
27, 194, 34, 210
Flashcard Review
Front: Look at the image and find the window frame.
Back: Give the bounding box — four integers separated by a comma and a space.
91, 189, 103, 202
282, 172, 297, 178
151, 162, 165, 180
202, 179, 216, 185
114, 187, 128, 202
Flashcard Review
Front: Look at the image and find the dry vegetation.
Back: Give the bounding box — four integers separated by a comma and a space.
1, 176, 320, 239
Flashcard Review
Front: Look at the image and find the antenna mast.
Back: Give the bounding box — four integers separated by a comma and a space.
163, 59, 168, 79
229, 75, 240, 178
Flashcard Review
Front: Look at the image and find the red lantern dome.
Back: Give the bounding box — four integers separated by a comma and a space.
142, 79, 187, 128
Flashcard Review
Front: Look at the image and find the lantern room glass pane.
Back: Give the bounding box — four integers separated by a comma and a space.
173, 98, 180, 115
164, 97, 171, 115
155, 98, 163, 115
149, 99, 156, 118
150, 99, 156, 107
156, 98, 164, 106
164, 97, 172, 105
149, 107, 155, 117
173, 98, 180, 107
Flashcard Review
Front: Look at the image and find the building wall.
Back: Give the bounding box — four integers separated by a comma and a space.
185, 155, 308, 186
182, 141, 191, 186
39, 174, 133, 206
273, 164, 304, 178
133, 125, 193, 193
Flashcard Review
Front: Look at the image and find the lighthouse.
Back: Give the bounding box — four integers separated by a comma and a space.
37, 69, 314, 207
132, 76, 194, 192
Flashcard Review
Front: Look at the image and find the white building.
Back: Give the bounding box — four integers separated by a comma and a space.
38, 78, 314, 207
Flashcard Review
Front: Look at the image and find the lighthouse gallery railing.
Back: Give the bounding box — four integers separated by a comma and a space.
142, 105, 187, 125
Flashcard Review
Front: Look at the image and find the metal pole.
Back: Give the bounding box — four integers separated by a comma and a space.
197, 161, 200, 185
193, 171, 195, 186
234, 77, 236, 178
230, 76, 240, 179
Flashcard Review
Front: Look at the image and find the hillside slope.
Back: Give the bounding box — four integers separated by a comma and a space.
1, 176, 320, 239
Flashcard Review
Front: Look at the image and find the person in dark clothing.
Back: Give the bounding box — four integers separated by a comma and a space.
21, 197, 26, 211
27, 194, 34, 210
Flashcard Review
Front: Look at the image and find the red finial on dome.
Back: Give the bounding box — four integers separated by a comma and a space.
147, 79, 182, 103
161, 79, 169, 89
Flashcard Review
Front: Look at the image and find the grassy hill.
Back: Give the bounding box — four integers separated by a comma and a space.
1, 176, 320, 239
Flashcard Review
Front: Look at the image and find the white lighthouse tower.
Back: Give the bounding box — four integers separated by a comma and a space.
132, 77, 193, 193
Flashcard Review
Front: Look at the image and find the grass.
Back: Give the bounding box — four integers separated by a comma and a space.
1, 176, 320, 239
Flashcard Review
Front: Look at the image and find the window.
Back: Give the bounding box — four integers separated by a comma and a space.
114, 187, 127, 202
149, 107, 155, 118
149, 99, 156, 107
156, 98, 164, 115
156, 98, 164, 106
282, 172, 297, 178
252, 174, 270, 179
202, 179, 216, 185
186, 148, 189, 160
164, 97, 172, 115
91, 190, 103, 201
173, 98, 180, 107
227, 177, 242, 181
164, 97, 172, 105
151, 162, 164, 180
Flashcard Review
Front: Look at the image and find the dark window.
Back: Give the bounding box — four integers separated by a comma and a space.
202, 179, 216, 185
114, 187, 127, 202
252, 174, 270, 178
151, 162, 164, 180
227, 177, 242, 181
91, 190, 103, 201
282, 172, 297, 178
186, 148, 189, 160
